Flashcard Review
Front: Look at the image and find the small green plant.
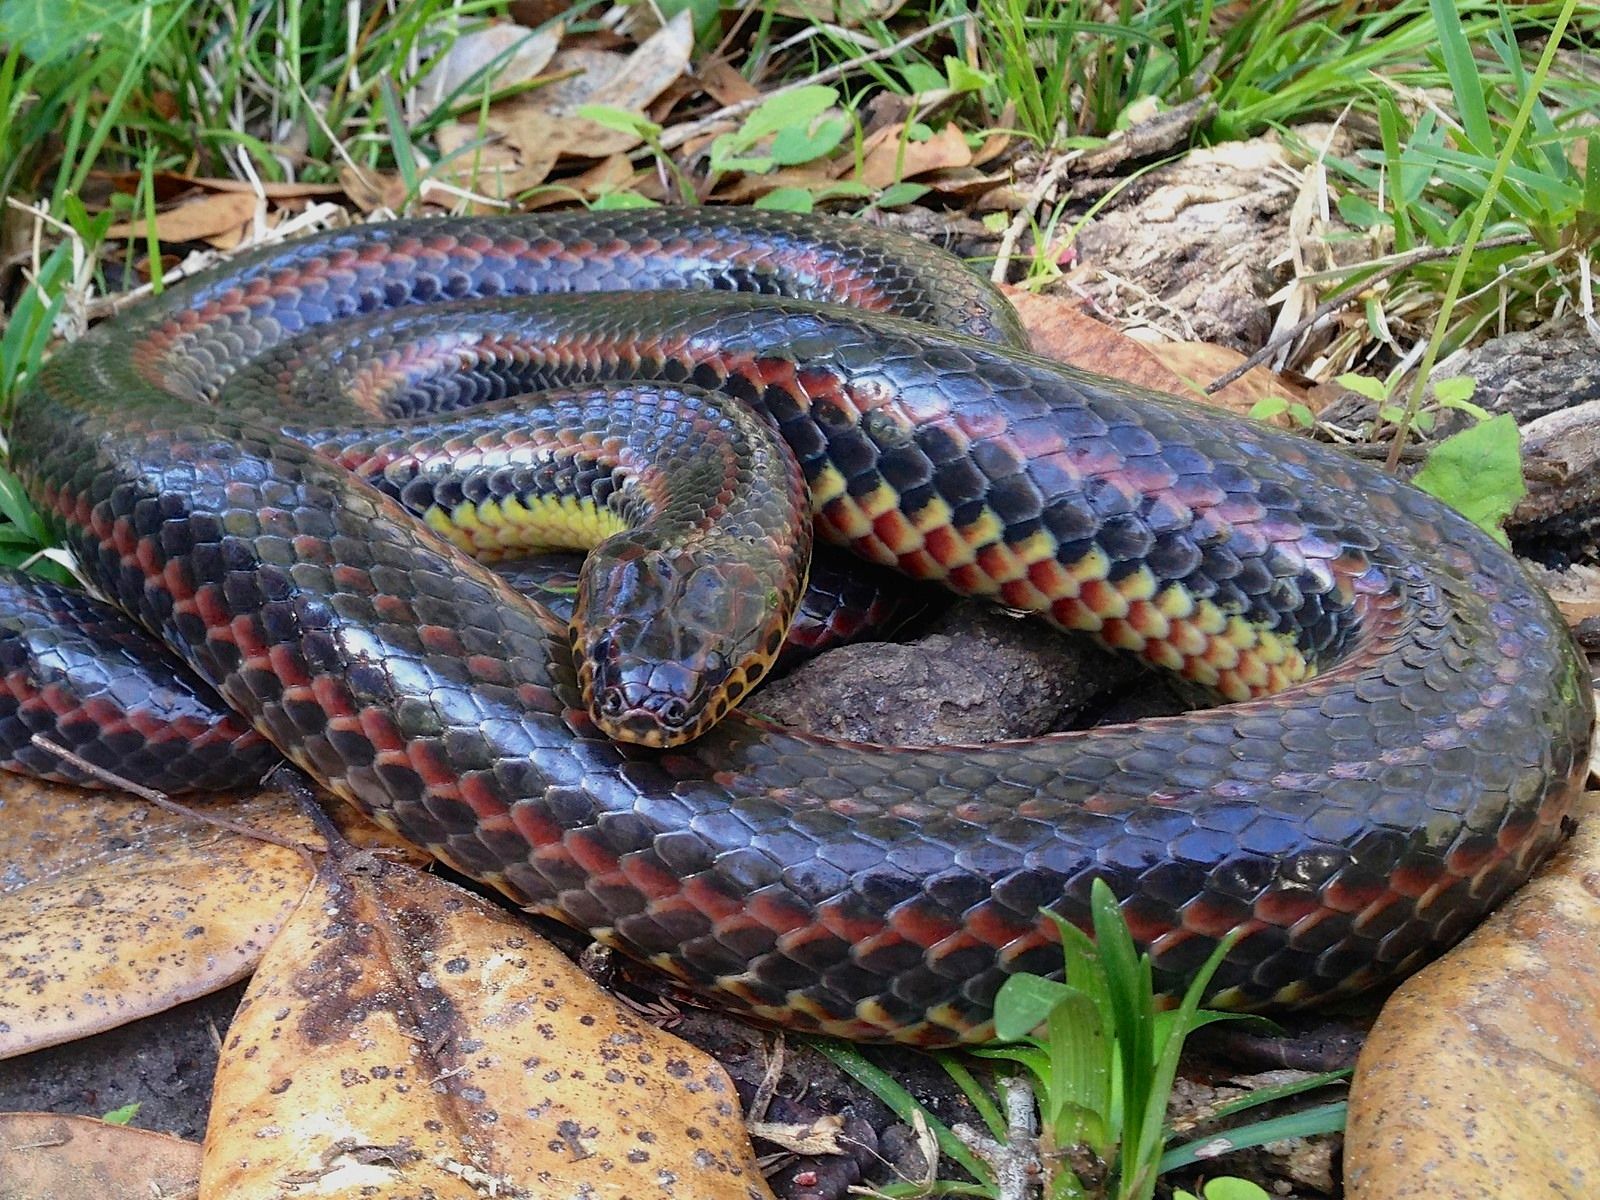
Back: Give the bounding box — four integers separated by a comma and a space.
1339, 369, 1525, 545
1173, 1179, 1268, 1200
974, 880, 1243, 1199
704, 85, 871, 213
818, 881, 1347, 1198
1247, 395, 1316, 431
100, 1100, 141, 1125
575, 105, 693, 205
0, 239, 79, 581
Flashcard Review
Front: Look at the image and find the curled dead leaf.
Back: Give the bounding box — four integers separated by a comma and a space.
0, 775, 321, 1059
493, 11, 693, 163
1528, 563, 1600, 628
0, 1112, 201, 1200
202, 855, 774, 1199
1345, 791, 1600, 1198
104, 192, 259, 245
856, 122, 973, 188
1142, 340, 1311, 417
418, 21, 563, 118
1002, 288, 1196, 396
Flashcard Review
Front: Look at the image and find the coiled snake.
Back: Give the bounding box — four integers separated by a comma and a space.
5, 209, 1590, 1045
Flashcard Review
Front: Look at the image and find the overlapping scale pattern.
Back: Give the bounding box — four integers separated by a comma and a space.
7, 209, 1592, 1045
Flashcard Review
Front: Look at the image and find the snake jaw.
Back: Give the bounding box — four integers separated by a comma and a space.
572, 542, 783, 747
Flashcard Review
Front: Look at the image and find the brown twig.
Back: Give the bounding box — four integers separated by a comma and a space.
658, 14, 973, 151
1204, 233, 1537, 394
29, 732, 315, 858
989, 150, 1081, 285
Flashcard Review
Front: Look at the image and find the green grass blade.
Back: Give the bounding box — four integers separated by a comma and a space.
1158, 1101, 1349, 1173
810, 1040, 996, 1190
937, 1054, 1009, 1143
1429, 0, 1493, 153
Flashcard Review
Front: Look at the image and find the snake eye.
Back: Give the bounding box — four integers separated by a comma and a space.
598, 686, 626, 719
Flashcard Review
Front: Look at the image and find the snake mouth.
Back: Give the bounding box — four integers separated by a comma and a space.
594, 683, 696, 746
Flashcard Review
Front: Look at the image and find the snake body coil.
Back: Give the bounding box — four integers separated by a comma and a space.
9, 210, 1592, 1044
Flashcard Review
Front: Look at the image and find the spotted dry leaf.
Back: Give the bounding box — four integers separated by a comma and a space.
0, 1112, 202, 1200
0, 775, 320, 1058
202, 854, 774, 1200
1345, 791, 1600, 1198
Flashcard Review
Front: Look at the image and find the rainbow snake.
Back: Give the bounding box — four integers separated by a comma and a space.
3, 209, 1591, 1045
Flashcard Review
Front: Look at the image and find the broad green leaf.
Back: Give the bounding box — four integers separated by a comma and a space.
575, 103, 662, 140
0, 0, 129, 62
1412, 413, 1525, 543
875, 182, 929, 209
770, 116, 846, 166
1336, 372, 1390, 403
1335, 192, 1387, 228
587, 190, 658, 211
1431, 376, 1477, 408
739, 85, 838, 143
100, 1101, 141, 1126
993, 972, 1077, 1040
754, 187, 816, 213
901, 62, 945, 93
944, 57, 994, 93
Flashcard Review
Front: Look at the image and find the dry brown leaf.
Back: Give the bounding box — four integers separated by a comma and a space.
0, 1112, 201, 1200
492, 11, 693, 163
1345, 791, 1600, 1198
856, 122, 973, 188
93, 170, 345, 204
698, 58, 761, 107
1143, 340, 1311, 416
520, 153, 642, 209
418, 20, 563, 117
104, 192, 258, 243
202, 855, 774, 1200
917, 166, 1013, 202
1003, 288, 1199, 398
0, 775, 320, 1058
338, 166, 409, 214
432, 119, 555, 201
1529, 563, 1600, 627
713, 164, 841, 205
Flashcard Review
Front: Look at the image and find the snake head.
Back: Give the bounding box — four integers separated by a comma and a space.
573, 534, 794, 747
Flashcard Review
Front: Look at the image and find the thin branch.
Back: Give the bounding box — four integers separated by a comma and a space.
1204, 233, 1537, 394
30, 732, 314, 858
658, 14, 972, 151
989, 150, 1081, 285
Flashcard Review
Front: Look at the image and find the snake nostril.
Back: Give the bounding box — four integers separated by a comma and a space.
599, 687, 626, 718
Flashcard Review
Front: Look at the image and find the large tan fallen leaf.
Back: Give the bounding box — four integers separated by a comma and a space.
1345, 791, 1600, 1199
0, 775, 319, 1058
0, 1112, 201, 1200
418, 20, 563, 117
494, 11, 693, 162
1528, 562, 1600, 627
202, 854, 775, 1200
1003, 287, 1198, 396
1142, 340, 1312, 417
105, 191, 259, 244
91, 170, 345, 204
855, 122, 973, 188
